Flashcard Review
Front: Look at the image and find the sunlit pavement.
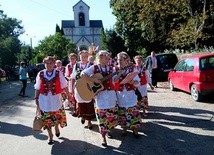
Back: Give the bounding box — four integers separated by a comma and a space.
0, 80, 213, 155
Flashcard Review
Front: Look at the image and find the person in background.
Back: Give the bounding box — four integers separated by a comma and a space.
55, 60, 65, 75
88, 55, 95, 65
34, 56, 71, 145
32, 64, 39, 83
145, 51, 160, 88
70, 50, 95, 129
134, 55, 154, 117
81, 50, 118, 146
65, 53, 78, 93
107, 51, 117, 67
19, 61, 28, 97
114, 52, 142, 138
65, 53, 78, 109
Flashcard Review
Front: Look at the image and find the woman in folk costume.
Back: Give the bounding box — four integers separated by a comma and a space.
81, 50, 118, 146
64, 53, 77, 108
65, 53, 77, 93
55, 60, 65, 75
55, 60, 67, 101
70, 50, 96, 129
107, 51, 117, 67
114, 52, 143, 137
34, 56, 71, 145
134, 55, 154, 117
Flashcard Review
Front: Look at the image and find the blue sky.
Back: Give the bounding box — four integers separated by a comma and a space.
0, 0, 116, 47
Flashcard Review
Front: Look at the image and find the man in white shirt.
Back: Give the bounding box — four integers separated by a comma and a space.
145, 51, 160, 88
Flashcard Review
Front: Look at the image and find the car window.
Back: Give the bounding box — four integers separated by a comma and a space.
200, 56, 214, 70
157, 54, 178, 69
185, 58, 194, 71
175, 59, 186, 71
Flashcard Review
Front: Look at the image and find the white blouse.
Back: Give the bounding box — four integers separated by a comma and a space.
70, 62, 92, 103
116, 67, 140, 108
135, 66, 151, 96
83, 65, 117, 109
34, 69, 68, 112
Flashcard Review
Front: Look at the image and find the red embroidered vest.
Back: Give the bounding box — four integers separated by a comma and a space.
66, 64, 73, 76
115, 66, 135, 91
135, 65, 147, 85
93, 65, 115, 90
39, 70, 62, 96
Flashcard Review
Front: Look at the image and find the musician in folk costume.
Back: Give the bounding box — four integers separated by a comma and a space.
134, 55, 154, 117
70, 50, 95, 129
34, 56, 71, 145
114, 52, 142, 138
81, 50, 118, 146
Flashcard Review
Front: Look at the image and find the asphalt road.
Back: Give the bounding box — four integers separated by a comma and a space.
0, 80, 213, 155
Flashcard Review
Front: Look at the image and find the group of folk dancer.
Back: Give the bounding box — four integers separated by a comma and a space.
34, 50, 154, 146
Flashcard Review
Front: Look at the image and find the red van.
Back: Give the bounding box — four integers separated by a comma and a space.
168, 53, 214, 101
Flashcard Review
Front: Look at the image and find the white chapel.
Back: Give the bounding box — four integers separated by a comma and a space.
61, 0, 103, 50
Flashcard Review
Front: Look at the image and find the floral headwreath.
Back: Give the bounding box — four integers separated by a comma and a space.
117, 51, 130, 60
134, 55, 143, 60
98, 50, 110, 57
79, 50, 89, 55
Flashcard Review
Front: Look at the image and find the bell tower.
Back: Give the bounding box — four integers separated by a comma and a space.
73, 0, 90, 27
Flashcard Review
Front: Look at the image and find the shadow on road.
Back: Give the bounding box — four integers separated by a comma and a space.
0, 121, 47, 140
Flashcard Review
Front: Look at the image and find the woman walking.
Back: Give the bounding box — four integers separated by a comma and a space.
134, 55, 154, 117
114, 52, 142, 137
70, 50, 96, 129
19, 61, 28, 97
81, 50, 118, 146
34, 56, 71, 145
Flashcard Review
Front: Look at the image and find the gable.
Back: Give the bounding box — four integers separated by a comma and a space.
73, 0, 90, 9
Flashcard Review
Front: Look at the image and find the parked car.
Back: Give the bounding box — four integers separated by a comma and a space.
0, 68, 6, 82
36, 63, 45, 71
144, 53, 178, 81
168, 53, 214, 101
0, 68, 6, 77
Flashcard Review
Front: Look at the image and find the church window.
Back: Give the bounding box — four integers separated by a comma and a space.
79, 12, 85, 26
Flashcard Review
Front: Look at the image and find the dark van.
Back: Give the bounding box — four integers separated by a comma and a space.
156, 53, 178, 81
144, 53, 178, 81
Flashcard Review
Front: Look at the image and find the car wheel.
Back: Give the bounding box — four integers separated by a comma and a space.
191, 84, 202, 102
169, 79, 175, 91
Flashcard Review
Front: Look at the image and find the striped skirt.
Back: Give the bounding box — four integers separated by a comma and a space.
95, 107, 118, 135
118, 105, 142, 129
41, 106, 67, 130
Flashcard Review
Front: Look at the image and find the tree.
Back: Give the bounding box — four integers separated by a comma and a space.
105, 29, 127, 58
110, 0, 144, 55
0, 37, 22, 67
34, 33, 76, 62
100, 26, 107, 50
55, 24, 64, 35
110, 0, 214, 53
0, 10, 24, 67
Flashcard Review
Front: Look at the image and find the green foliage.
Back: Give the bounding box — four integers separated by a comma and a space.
17, 45, 33, 64
104, 28, 127, 58
0, 10, 23, 67
34, 33, 76, 63
100, 26, 107, 50
110, 0, 143, 55
0, 37, 21, 67
110, 0, 214, 53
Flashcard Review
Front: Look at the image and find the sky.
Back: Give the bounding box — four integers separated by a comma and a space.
0, 0, 116, 47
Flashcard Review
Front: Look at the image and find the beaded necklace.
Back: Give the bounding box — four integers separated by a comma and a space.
46, 70, 54, 78
99, 64, 108, 75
